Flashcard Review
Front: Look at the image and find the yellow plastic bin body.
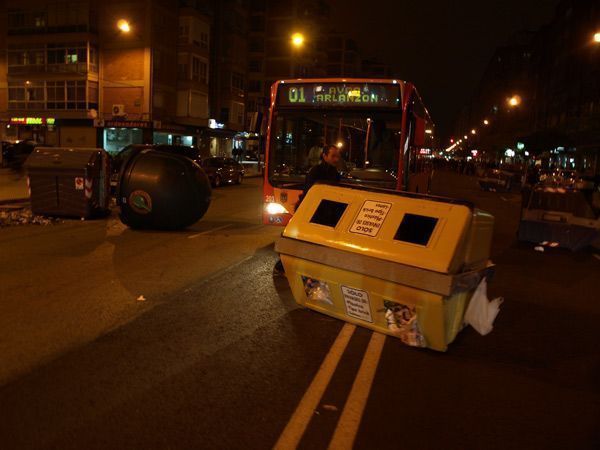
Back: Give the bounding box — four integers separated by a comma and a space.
275, 184, 494, 352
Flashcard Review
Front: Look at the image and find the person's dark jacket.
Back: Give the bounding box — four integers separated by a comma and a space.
296, 161, 340, 210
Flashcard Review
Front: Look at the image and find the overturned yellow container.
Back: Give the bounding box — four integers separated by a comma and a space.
275, 184, 494, 351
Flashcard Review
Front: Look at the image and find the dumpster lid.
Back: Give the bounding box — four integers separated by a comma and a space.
25, 147, 103, 170
283, 184, 487, 274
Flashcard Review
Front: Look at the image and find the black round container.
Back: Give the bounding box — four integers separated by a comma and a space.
118, 149, 211, 230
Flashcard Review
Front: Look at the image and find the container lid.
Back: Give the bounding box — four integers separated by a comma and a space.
24, 147, 102, 170
283, 184, 476, 274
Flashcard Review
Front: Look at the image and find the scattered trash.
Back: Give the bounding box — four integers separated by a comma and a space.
464, 279, 503, 336
136, 295, 146, 302
534, 246, 545, 252
0, 208, 62, 227
322, 404, 338, 412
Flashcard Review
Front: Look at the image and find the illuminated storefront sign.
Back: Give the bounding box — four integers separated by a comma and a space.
10, 117, 56, 125
278, 83, 401, 108
104, 120, 152, 128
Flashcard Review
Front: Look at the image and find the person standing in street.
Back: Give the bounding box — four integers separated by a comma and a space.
300, 144, 342, 203
273, 144, 342, 277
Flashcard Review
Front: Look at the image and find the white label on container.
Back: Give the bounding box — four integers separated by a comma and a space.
349, 200, 392, 237
341, 286, 373, 323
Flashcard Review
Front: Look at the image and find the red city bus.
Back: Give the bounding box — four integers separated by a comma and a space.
263, 78, 433, 225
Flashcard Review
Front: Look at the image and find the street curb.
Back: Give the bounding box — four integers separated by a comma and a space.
0, 197, 30, 206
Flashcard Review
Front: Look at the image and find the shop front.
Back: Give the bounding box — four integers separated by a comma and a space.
5, 116, 97, 148
102, 120, 153, 155
6, 116, 59, 145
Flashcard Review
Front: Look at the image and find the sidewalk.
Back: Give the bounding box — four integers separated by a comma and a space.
0, 168, 29, 205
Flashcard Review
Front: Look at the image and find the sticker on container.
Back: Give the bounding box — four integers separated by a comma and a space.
302, 276, 333, 305
349, 200, 392, 237
74, 177, 84, 190
129, 190, 153, 215
382, 300, 425, 347
341, 286, 373, 323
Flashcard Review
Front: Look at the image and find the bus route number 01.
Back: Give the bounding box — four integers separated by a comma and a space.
288, 87, 306, 103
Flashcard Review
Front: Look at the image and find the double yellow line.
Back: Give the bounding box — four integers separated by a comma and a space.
274, 323, 386, 449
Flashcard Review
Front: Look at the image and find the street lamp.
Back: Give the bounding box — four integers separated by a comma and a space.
463, 135, 468, 140
117, 19, 131, 33
471, 129, 476, 135
594, 32, 600, 44
483, 119, 490, 125
291, 32, 305, 48
508, 95, 522, 107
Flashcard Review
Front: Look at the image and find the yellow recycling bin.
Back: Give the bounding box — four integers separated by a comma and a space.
275, 184, 495, 351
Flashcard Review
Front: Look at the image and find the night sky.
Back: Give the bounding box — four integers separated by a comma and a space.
328, 0, 560, 137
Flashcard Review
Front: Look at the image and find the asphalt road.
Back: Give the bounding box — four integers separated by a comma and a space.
0, 174, 598, 449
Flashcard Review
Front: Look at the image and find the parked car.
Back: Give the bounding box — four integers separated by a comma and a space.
1, 141, 12, 167
200, 157, 244, 187
3, 140, 42, 169
478, 168, 513, 192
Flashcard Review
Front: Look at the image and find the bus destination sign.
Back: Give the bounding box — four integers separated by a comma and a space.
278, 83, 400, 108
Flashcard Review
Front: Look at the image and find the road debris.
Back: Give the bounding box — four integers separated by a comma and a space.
322, 404, 338, 412
0, 208, 62, 227
136, 295, 146, 302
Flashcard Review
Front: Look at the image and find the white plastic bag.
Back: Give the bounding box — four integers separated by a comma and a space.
464, 278, 503, 336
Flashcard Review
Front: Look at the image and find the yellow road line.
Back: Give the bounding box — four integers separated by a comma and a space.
274, 323, 356, 450
327, 332, 386, 450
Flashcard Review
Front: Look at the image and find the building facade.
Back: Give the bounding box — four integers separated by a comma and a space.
457, 0, 600, 173
0, 0, 219, 155
0, 0, 400, 157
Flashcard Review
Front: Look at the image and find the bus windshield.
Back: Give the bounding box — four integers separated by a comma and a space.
268, 109, 403, 189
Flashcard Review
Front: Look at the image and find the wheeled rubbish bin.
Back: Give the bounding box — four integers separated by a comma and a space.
275, 184, 495, 351
25, 147, 110, 219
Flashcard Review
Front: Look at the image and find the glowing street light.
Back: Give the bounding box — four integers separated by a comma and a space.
464, 135, 468, 140
594, 32, 600, 44
471, 129, 477, 135
336, 141, 344, 149
291, 32, 305, 48
508, 95, 522, 107
117, 19, 131, 33
483, 119, 490, 125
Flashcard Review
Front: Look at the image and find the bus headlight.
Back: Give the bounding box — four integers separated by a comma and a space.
265, 202, 288, 215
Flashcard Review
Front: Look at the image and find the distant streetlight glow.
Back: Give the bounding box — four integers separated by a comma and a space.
291, 32, 305, 48
471, 129, 476, 135
483, 119, 490, 125
464, 135, 468, 140
594, 32, 600, 43
336, 141, 344, 149
117, 19, 131, 33
508, 95, 522, 107
425, 129, 433, 134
